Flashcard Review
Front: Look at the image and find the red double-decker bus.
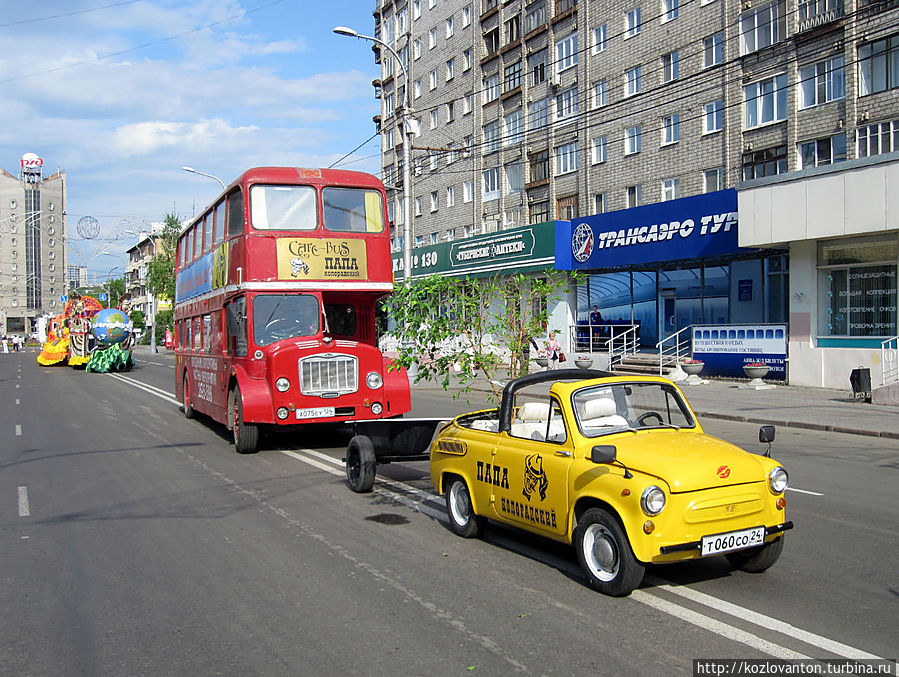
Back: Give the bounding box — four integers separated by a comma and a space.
173, 167, 411, 453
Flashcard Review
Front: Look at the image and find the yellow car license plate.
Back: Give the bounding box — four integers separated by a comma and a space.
701, 526, 765, 556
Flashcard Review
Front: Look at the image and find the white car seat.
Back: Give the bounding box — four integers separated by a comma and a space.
580, 398, 629, 429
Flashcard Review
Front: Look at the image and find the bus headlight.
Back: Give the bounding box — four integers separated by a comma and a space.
641, 485, 666, 516
275, 377, 290, 392
768, 467, 788, 494
371, 402, 383, 415
366, 372, 383, 389
276, 407, 289, 420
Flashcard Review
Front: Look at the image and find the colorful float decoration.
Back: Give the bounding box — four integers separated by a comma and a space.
36, 313, 71, 365
85, 305, 135, 372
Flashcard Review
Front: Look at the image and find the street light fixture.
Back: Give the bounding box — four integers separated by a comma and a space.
333, 25, 413, 285
105, 265, 120, 309
181, 166, 226, 190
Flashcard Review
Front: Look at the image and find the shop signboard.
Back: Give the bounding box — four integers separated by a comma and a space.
555, 189, 752, 270
391, 220, 557, 281
692, 324, 788, 380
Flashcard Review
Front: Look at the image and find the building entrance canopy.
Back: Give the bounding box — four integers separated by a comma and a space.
555, 190, 753, 270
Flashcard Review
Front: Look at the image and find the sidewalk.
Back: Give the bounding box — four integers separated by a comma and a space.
412, 373, 899, 440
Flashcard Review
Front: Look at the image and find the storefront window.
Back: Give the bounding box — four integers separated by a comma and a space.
817, 235, 898, 337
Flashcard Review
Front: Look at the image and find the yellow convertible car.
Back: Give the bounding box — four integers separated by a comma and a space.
430, 369, 792, 596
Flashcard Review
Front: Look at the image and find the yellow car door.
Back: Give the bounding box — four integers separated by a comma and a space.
491, 398, 572, 538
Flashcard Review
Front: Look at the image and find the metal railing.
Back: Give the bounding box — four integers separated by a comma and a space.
570, 324, 639, 368
882, 336, 898, 386
656, 325, 693, 375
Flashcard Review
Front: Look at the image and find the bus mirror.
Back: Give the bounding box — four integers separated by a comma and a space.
226, 305, 241, 335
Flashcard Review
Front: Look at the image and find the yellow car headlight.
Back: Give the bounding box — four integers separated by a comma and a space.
641, 485, 666, 516
768, 466, 788, 494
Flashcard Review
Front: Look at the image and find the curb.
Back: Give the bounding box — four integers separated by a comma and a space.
695, 411, 899, 439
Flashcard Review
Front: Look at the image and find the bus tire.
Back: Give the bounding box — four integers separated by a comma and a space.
231, 385, 259, 454
346, 435, 377, 493
183, 374, 195, 419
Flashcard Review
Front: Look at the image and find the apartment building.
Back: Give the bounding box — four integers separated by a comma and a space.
374, 0, 899, 387
0, 153, 67, 335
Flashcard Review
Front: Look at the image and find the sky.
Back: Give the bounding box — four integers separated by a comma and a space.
0, 0, 384, 278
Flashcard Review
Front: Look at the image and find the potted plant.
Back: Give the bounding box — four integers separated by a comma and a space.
681, 358, 704, 376
574, 355, 593, 369
535, 351, 549, 368
743, 361, 770, 381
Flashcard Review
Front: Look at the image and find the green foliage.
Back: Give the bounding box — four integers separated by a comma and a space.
147, 211, 182, 302
154, 309, 173, 345
129, 310, 146, 330
383, 270, 579, 402
107, 277, 127, 308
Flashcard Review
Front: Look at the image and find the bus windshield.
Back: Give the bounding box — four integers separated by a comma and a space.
322, 187, 384, 233
250, 185, 316, 230
253, 294, 320, 346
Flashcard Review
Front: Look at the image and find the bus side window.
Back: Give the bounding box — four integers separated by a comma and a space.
226, 298, 247, 357
193, 317, 202, 352
214, 200, 226, 245
209, 310, 223, 354
203, 314, 212, 354
227, 188, 244, 238
203, 212, 213, 252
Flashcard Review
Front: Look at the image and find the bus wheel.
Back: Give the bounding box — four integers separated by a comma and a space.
183, 374, 195, 419
345, 435, 376, 493
231, 385, 259, 454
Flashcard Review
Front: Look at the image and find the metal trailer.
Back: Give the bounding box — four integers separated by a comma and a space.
343, 417, 451, 493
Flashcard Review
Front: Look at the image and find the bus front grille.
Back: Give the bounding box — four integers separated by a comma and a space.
299, 354, 358, 396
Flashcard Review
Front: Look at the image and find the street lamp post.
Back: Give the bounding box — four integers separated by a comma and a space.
106, 266, 120, 309
180, 166, 226, 190
141, 234, 158, 353
333, 25, 413, 285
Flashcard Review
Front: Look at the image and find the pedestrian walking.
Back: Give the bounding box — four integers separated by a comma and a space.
1, 336, 7, 354
545, 331, 563, 370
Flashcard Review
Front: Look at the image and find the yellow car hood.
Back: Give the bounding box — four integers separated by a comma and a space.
614, 431, 768, 493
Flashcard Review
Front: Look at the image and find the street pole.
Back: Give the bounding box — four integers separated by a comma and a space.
180, 166, 226, 190
145, 236, 157, 353
333, 26, 413, 284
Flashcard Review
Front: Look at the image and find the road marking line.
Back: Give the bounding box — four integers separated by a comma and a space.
15, 424, 22, 436
646, 577, 880, 659
16, 398, 20, 405
787, 487, 823, 496
107, 373, 181, 406
18, 486, 30, 517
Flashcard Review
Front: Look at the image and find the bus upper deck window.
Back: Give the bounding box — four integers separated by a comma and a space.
322, 187, 384, 233
227, 189, 244, 237
250, 185, 316, 230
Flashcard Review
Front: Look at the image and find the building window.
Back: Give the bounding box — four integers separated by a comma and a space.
429, 27, 437, 49
555, 0, 576, 14
412, 0, 421, 20
661, 178, 680, 201
462, 4, 472, 27
625, 7, 642, 38
859, 33, 899, 96
413, 39, 421, 59
662, 114, 680, 144
446, 16, 455, 38
591, 136, 607, 164
463, 93, 473, 115
662, 51, 679, 82
463, 48, 473, 71
703, 100, 723, 133
625, 65, 642, 96
799, 134, 847, 168
483, 73, 499, 103
430, 191, 439, 212
415, 196, 423, 216
484, 27, 499, 55
483, 167, 500, 201
429, 69, 438, 90
593, 24, 607, 53
430, 151, 439, 171
744, 74, 788, 128
662, 0, 679, 22
529, 149, 550, 182
703, 167, 724, 193
505, 163, 523, 194
556, 194, 578, 220
625, 125, 642, 154
446, 228, 455, 242
463, 180, 474, 203
530, 200, 550, 224
525, 1, 546, 33
593, 80, 607, 108
528, 97, 549, 130
555, 86, 578, 120
593, 193, 606, 214
703, 33, 724, 68
626, 184, 643, 208
740, 1, 785, 55
483, 120, 500, 153
800, 56, 845, 108
742, 145, 787, 180
817, 235, 898, 337
414, 80, 422, 98
857, 118, 899, 158
446, 58, 455, 81
555, 33, 578, 73
504, 110, 523, 147
505, 15, 520, 43
446, 101, 455, 123
504, 61, 523, 92
530, 49, 547, 85
555, 142, 579, 174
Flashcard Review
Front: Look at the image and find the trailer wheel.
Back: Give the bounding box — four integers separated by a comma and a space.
231, 385, 259, 454
183, 374, 194, 419
346, 435, 377, 493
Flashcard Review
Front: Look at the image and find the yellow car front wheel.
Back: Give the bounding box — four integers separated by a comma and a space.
575, 508, 645, 596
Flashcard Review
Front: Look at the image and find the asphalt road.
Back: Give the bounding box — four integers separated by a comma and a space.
2, 350, 896, 676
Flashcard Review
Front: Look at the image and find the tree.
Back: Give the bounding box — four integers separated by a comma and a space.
147, 211, 182, 302
383, 270, 579, 402
129, 310, 146, 331
107, 277, 126, 308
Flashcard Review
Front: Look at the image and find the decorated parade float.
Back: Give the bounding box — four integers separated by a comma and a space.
36, 294, 134, 372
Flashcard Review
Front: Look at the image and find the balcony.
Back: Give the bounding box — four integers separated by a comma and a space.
797, 0, 844, 33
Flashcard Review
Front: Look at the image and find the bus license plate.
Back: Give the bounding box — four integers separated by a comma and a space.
700, 526, 765, 556
295, 406, 336, 420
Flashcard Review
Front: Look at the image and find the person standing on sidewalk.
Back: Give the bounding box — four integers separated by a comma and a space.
545, 331, 562, 370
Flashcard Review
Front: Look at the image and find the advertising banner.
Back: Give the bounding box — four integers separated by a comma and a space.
276, 238, 368, 280
692, 324, 788, 380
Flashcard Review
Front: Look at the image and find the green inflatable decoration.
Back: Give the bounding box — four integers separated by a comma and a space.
85, 343, 134, 373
